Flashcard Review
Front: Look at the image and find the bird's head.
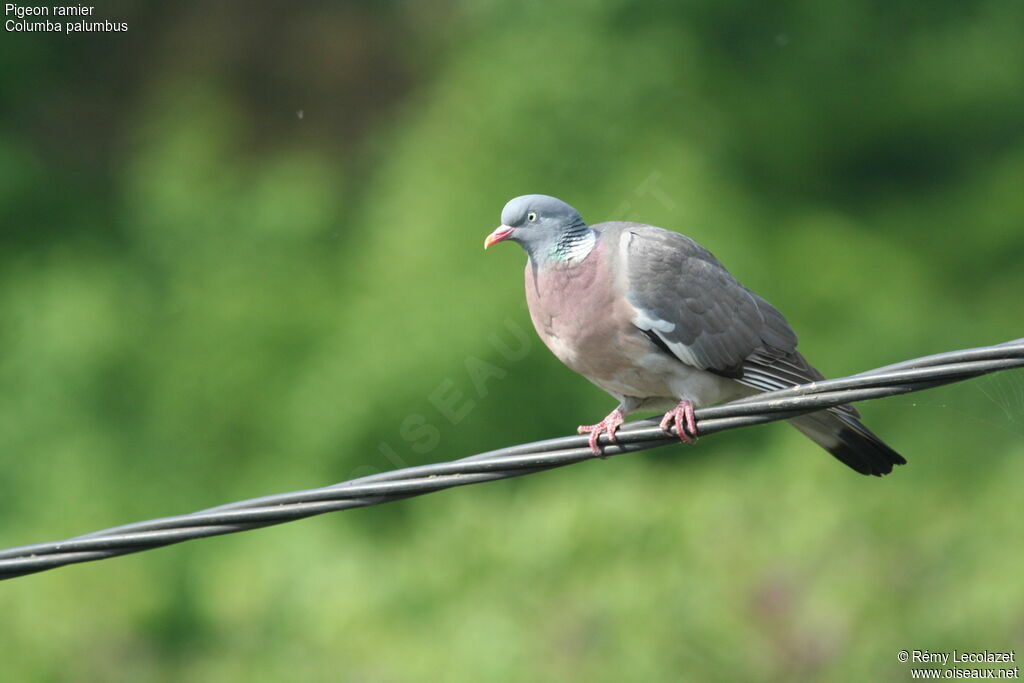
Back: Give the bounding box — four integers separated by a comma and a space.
484, 195, 588, 259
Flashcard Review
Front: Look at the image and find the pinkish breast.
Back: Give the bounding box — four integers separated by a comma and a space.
523, 240, 647, 382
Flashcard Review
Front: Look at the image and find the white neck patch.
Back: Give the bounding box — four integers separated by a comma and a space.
559, 228, 597, 263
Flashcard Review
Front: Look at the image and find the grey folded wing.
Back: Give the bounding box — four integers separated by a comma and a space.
611, 222, 858, 417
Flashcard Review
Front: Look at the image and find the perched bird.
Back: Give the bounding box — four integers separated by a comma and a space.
484, 194, 906, 476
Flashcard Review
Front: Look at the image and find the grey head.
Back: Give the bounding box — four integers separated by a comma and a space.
484, 194, 592, 263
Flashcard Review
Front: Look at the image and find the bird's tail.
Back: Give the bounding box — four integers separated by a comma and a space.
788, 409, 907, 476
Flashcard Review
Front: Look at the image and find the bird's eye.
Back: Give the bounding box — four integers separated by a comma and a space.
527, 212, 537, 222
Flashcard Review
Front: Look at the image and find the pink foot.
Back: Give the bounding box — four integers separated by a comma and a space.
659, 400, 698, 444
577, 407, 626, 456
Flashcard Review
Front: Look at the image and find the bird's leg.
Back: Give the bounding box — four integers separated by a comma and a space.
577, 406, 626, 457
659, 400, 698, 444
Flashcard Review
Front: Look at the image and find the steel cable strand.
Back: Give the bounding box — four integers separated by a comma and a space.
1, 338, 1021, 580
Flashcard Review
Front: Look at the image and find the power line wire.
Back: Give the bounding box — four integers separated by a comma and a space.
2, 338, 1022, 581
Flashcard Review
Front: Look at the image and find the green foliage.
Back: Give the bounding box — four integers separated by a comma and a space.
2, 1, 1023, 680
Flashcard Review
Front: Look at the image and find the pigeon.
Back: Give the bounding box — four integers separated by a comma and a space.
484, 194, 906, 476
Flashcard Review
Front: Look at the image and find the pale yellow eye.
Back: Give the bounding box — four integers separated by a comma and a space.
527, 212, 537, 222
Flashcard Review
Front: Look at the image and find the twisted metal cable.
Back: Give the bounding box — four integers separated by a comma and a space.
2, 337, 1022, 581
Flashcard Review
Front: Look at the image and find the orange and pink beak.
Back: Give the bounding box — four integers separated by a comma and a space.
483, 225, 515, 249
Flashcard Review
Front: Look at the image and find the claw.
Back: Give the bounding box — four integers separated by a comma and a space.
659, 400, 698, 444
577, 407, 626, 456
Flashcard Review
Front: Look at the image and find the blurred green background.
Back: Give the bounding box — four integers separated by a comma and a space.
2, 1, 1023, 681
